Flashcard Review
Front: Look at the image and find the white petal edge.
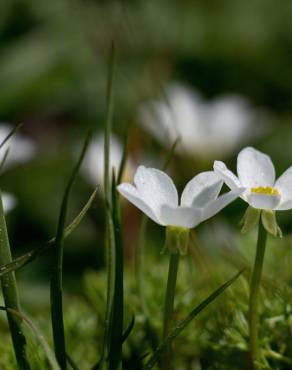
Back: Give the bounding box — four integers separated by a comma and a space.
2, 192, 16, 213
274, 166, 292, 204
201, 189, 244, 221
247, 193, 281, 210
181, 171, 223, 207
213, 161, 242, 190
276, 199, 292, 211
237, 147, 275, 188
159, 205, 202, 228
117, 183, 164, 225
134, 166, 178, 215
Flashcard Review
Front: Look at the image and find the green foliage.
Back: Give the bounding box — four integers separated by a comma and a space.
0, 233, 292, 369
1, 1, 292, 369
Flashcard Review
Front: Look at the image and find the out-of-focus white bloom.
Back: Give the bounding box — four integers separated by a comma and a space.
214, 147, 292, 211
0, 124, 34, 214
2, 192, 16, 213
83, 134, 133, 188
118, 166, 243, 228
138, 83, 260, 158
0, 124, 36, 167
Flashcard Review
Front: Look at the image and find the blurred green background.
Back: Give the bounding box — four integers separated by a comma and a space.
1, 0, 292, 268
1, 1, 292, 368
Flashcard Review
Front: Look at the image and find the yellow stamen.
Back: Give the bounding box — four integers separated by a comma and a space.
250, 186, 279, 196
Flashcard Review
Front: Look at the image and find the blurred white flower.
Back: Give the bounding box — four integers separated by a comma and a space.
214, 147, 292, 211
0, 124, 36, 168
138, 83, 262, 158
2, 192, 16, 213
83, 134, 133, 189
118, 166, 243, 228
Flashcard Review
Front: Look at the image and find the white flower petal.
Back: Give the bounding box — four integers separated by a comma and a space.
247, 193, 281, 210
276, 199, 292, 211
134, 166, 178, 215
0, 124, 36, 168
274, 167, 292, 204
2, 192, 16, 213
181, 171, 223, 207
201, 189, 244, 221
237, 147, 275, 188
139, 84, 203, 152
138, 101, 178, 147
202, 96, 254, 156
159, 205, 202, 228
117, 183, 163, 225
84, 134, 123, 187
213, 161, 242, 190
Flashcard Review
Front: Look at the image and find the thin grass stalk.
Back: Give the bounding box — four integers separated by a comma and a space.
0, 123, 23, 150
143, 269, 244, 370
0, 148, 10, 173
137, 216, 149, 315
0, 188, 98, 277
0, 191, 30, 370
66, 354, 80, 370
100, 43, 116, 369
161, 253, 180, 370
50, 133, 91, 370
0, 306, 60, 370
248, 218, 267, 369
108, 172, 124, 370
117, 132, 128, 185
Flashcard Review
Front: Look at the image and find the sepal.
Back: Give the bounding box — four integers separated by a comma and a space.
240, 206, 261, 234
163, 226, 190, 255
261, 210, 282, 238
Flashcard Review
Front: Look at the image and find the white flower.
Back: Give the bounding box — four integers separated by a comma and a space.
83, 134, 133, 188
214, 147, 292, 211
2, 192, 16, 213
118, 166, 243, 229
0, 124, 36, 168
138, 83, 257, 158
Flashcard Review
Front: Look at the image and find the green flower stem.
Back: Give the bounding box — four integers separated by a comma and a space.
249, 217, 267, 370
100, 44, 115, 370
161, 252, 180, 370
0, 191, 30, 369
50, 133, 91, 370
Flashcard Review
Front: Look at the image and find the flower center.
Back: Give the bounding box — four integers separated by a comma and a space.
250, 186, 279, 196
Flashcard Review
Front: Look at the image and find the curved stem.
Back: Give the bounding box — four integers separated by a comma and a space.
161, 253, 180, 370
137, 216, 149, 316
0, 191, 30, 370
249, 219, 267, 370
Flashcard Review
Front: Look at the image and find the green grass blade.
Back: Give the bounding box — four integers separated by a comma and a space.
0, 191, 31, 370
143, 269, 245, 370
0, 123, 23, 150
117, 132, 128, 185
100, 43, 116, 369
66, 354, 80, 370
104, 42, 115, 204
108, 171, 124, 370
122, 315, 135, 343
91, 362, 101, 370
57, 187, 98, 241
50, 132, 91, 370
0, 187, 98, 277
162, 138, 179, 171
0, 306, 60, 370
0, 123, 23, 173
0, 147, 10, 173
